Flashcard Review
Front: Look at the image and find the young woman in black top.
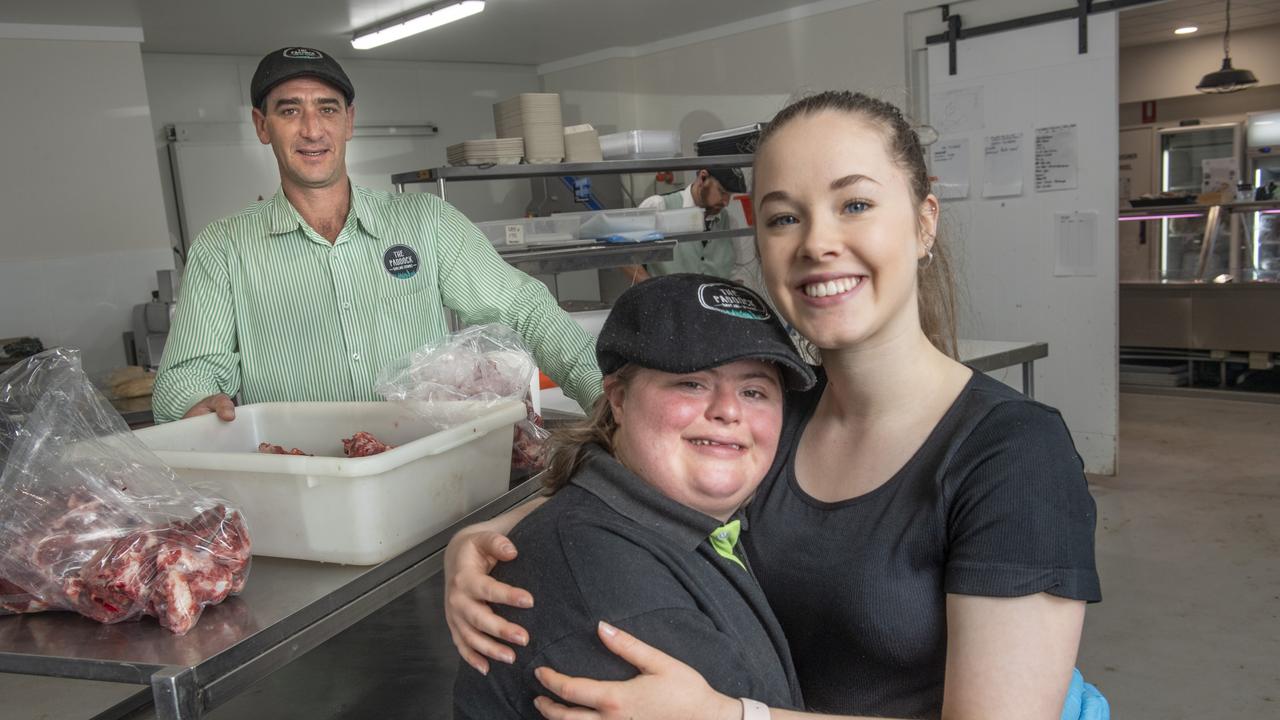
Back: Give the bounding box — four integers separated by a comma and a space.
445, 92, 1103, 720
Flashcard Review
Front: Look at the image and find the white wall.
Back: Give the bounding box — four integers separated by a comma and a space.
929, 15, 1119, 474
1119, 23, 1280, 104
141, 52, 545, 253
539, 0, 1120, 473
0, 34, 173, 375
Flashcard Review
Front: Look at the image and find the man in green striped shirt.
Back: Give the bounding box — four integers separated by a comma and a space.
153, 47, 602, 423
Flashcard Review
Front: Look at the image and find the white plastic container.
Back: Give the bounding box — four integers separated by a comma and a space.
557, 208, 659, 238
656, 207, 705, 234
475, 216, 582, 247
133, 400, 526, 565
599, 130, 680, 160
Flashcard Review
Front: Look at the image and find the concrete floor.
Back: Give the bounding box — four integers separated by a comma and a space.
4, 391, 1278, 718
1078, 392, 1280, 719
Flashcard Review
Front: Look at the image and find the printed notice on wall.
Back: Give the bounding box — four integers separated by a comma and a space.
1035, 124, 1078, 192
931, 138, 970, 200
982, 132, 1023, 198
1054, 211, 1097, 277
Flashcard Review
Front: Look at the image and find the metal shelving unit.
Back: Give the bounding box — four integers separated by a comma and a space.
391, 155, 756, 276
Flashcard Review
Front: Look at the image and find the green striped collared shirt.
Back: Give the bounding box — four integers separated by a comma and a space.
153, 184, 603, 423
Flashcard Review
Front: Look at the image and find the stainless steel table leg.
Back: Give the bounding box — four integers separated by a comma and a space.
1022, 360, 1035, 399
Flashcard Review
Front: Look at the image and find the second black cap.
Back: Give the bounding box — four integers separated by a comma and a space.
597, 274, 814, 390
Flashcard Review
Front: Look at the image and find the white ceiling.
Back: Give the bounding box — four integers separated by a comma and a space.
0, 0, 835, 66
2, 0, 1276, 64
1118, 0, 1280, 48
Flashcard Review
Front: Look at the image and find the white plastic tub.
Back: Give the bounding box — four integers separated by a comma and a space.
599, 130, 680, 160
656, 207, 705, 234
133, 400, 526, 565
475, 216, 582, 247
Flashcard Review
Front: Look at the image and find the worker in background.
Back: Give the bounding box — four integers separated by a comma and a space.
153, 46, 602, 423
621, 167, 747, 283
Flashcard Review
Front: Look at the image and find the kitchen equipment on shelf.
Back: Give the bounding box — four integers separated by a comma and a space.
695, 123, 766, 156
129, 270, 179, 370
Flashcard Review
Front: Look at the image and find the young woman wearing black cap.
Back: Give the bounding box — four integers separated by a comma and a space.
447, 92, 1105, 720
453, 274, 815, 718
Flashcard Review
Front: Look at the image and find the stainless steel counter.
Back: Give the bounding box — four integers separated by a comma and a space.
0, 339, 1048, 720
0, 477, 544, 720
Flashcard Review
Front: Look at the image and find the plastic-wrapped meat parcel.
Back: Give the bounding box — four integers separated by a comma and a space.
0, 349, 252, 635
376, 323, 549, 471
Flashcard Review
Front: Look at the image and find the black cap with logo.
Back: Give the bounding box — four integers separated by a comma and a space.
597, 274, 815, 390
705, 167, 747, 194
251, 47, 355, 110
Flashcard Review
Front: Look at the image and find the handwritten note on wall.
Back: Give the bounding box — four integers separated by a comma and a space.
1035, 124, 1078, 192
983, 133, 1024, 198
931, 138, 970, 200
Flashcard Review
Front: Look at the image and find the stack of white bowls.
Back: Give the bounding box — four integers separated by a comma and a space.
493, 93, 564, 164
446, 138, 525, 166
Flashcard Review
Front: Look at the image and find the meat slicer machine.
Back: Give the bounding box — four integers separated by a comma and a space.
128, 270, 179, 370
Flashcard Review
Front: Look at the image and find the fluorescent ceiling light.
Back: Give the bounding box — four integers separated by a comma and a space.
1174, 26, 1198, 35
352, 0, 484, 50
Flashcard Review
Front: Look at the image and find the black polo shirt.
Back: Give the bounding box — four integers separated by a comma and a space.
454, 445, 803, 718
744, 370, 1101, 718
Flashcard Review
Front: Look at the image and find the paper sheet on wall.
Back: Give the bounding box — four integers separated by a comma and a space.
934, 87, 984, 134
1054, 211, 1097, 276
1035, 124, 1078, 192
930, 138, 970, 200
983, 133, 1024, 197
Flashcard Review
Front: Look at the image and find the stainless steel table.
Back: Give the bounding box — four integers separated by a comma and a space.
958, 339, 1048, 398
0, 477, 544, 720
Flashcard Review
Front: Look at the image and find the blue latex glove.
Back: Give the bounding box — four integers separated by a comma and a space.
1061, 668, 1110, 720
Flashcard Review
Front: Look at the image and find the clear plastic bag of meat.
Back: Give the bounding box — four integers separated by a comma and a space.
0, 348, 251, 634
375, 323, 550, 470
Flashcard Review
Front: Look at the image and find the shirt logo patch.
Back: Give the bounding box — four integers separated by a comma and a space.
697, 283, 771, 320
383, 245, 420, 279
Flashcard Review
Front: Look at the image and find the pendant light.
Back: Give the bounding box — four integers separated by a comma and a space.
1196, 0, 1258, 94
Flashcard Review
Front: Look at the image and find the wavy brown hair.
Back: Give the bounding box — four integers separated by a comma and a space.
540, 365, 641, 494
753, 90, 958, 358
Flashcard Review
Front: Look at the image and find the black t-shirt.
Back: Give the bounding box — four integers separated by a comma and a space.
454, 446, 803, 718
743, 370, 1101, 718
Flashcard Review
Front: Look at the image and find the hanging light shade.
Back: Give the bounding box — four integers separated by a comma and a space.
1197, 0, 1258, 94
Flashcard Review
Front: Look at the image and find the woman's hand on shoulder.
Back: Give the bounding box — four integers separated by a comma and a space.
533, 622, 740, 720
444, 526, 534, 674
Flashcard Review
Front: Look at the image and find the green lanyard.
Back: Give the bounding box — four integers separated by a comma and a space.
709, 519, 746, 570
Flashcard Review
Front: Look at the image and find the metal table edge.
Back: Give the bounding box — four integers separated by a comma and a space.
177, 476, 544, 685
965, 341, 1048, 373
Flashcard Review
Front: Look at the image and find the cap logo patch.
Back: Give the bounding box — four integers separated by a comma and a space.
283, 47, 323, 60
698, 283, 771, 320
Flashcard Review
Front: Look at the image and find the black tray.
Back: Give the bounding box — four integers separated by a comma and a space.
1128, 195, 1197, 208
